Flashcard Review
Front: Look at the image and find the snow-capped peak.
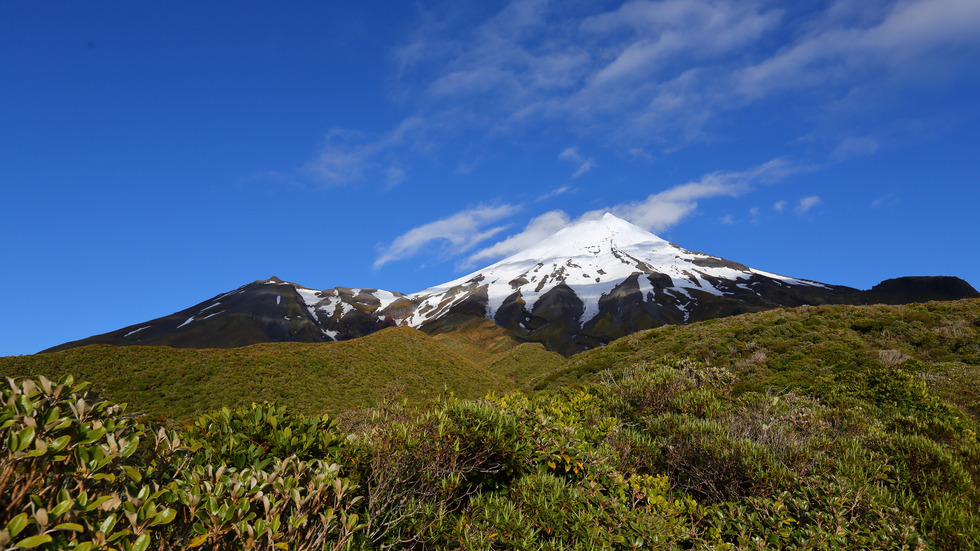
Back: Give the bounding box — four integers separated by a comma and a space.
403, 213, 821, 327
512, 212, 672, 264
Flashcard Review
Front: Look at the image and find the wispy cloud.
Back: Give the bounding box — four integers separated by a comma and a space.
373, 204, 520, 269
598, 158, 802, 231
303, 117, 428, 187
831, 136, 879, 161
384, 0, 980, 165
284, 1, 980, 190
558, 147, 596, 179
461, 157, 802, 266
463, 210, 570, 267
773, 200, 787, 212
536, 185, 572, 201
735, 0, 980, 101
796, 196, 822, 214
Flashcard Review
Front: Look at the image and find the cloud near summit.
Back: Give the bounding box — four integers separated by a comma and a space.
379, 158, 801, 270
373, 205, 519, 269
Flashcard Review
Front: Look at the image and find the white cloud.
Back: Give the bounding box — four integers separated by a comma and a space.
465, 158, 800, 265
734, 0, 980, 100
629, 148, 657, 162
558, 147, 596, 179
832, 136, 879, 160
721, 214, 736, 224
303, 117, 427, 186
796, 195, 822, 214
536, 185, 572, 201
773, 200, 787, 212
291, 0, 980, 188
373, 204, 520, 269
558, 147, 580, 161
600, 158, 800, 231
582, 0, 782, 87
463, 210, 570, 267
494, 2, 971, 145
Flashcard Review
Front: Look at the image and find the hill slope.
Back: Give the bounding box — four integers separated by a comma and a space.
1, 326, 563, 420
541, 298, 980, 419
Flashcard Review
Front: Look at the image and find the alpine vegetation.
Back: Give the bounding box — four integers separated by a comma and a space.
3, 298, 979, 549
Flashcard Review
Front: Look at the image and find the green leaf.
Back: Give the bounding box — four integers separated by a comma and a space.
187, 534, 209, 548
49, 435, 71, 452
120, 437, 139, 459
123, 466, 143, 483
51, 499, 74, 517
107, 529, 131, 543
74, 543, 95, 551
15, 534, 53, 548
149, 508, 177, 527
131, 533, 151, 551
52, 522, 84, 532
6, 513, 29, 538
99, 513, 117, 535
80, 426, 107, 444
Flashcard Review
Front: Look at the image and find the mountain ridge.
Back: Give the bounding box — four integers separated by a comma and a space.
42, 214, 979, 354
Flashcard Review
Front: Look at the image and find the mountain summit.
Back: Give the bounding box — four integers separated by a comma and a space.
396, 213, 848, 353
45, 214, 979, 355
407, 213, 825, 326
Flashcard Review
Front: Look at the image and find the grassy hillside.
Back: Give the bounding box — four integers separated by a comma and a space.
540, 299, 980, 418
0, 325, 563, 421
430, 317, 568, 381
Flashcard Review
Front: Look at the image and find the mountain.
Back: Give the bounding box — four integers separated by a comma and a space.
43, 214, 979, 355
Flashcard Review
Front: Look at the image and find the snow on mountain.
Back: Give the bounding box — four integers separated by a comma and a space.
401, 213, 823, 328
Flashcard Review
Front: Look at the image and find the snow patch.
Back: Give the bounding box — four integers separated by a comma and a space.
124, 326, 150, 337
372, 289, 401, 311
636, 275, 655, 302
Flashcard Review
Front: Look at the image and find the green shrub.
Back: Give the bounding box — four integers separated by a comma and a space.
705, 476, 924, 550
601, 359, 734, 423
186, 402, 343, 470
352, 397, 532, 547
0, 375, 364, 550
0, 375, 175, 550
625, 414, 794, 504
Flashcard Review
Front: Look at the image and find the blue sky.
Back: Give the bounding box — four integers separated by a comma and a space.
2, 0, 979, 356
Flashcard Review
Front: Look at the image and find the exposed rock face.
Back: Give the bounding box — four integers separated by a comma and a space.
862, 276, 980, 304
44, 214, 980, 355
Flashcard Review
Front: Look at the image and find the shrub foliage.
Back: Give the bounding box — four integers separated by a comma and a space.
3, 300, 980, 549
